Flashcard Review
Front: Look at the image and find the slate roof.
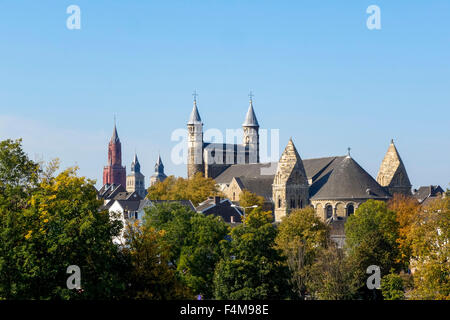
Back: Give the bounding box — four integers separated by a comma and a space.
116, 200, 142, 212
214, 155, 390, 201
413, 185, 445, 204
309, 156, 391, 200
214, 162, 277, 184
196, 197, 243, 224
98, 184, 126, 199
242, 101, 259, 127
188, 101, 202, 125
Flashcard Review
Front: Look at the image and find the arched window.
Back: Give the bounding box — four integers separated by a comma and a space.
347, 204, 354, 216
278, 197, 282, 208
326, 205, 333, 219
233, 192, 235, 201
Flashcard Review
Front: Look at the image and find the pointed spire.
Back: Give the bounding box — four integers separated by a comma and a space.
111, 120, 120, 143
131, 152, 140, 173
188, 95, 202, 125
155, 154, 165, 174
243, 97, 259, 127
376, 139, 412, 193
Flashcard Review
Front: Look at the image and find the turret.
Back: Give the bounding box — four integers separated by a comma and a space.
187, 94, 204, 178
242, 93, 260, 163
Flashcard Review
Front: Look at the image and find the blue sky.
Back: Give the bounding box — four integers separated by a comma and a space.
0, 0, 449, 189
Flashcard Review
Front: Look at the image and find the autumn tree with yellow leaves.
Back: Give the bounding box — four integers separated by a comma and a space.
146, 173, 221, 206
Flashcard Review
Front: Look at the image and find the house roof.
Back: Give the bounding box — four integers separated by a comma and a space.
196, 198, 243, 223
413, 185, 445, 204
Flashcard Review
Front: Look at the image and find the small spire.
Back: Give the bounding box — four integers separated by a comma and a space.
111, 117, 119, 143
188, 93, 202, 125
391, 138, 394, 144
243, 94, 259, 127
347, 147, 351, 157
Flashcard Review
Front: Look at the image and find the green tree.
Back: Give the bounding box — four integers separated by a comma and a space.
381, 272, 405, 300
143, 202, 229, 299
146, 173, 221, 206
0, 139, 40, 299
308, 243, 362, 300
213, 210, 292, 300
122, 221, 190, 299
345, 200, 402, 299
16, 167, 126, 299
275, 207, 329, 299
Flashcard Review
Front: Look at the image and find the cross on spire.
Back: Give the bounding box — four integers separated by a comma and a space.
248, 91, 254, 102
347, 147, 351, 156
192, 90, 198, 102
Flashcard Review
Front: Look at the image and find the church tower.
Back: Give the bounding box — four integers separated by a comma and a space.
103, 123, 126, 187
126, 153, 146, 198
273, 138, 309, 222
187, 95, 204, 178
150, 155, 168, 186
376, 139, 412, 196
242, 94, 260, 163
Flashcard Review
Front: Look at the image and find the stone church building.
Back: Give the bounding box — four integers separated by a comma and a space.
187, 97, 412, 222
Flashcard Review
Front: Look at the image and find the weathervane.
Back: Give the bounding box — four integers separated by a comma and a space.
347, 147, 351, 156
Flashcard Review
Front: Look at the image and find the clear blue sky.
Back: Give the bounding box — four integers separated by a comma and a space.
0, 0, 449, 190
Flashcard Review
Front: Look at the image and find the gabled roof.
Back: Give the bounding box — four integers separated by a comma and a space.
413, 185, 445, 204
310, 156, 391, 200
242, 100, 259, 127
196, 197, 243, 223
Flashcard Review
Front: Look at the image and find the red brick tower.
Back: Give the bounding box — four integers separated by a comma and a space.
103, 123, 126, 186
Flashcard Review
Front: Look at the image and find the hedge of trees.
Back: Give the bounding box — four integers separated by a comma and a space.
0, 139, 448, 300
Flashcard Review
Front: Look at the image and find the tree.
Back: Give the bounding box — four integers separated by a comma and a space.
213, 210, 292, 300
409, 197, 450, 300
143, 202, 229, 299
146, 173, 221, 206
381, 272, 405, 300
14, 167, 126, 299
0, 139, 40, 299
239, 190, 265, 211
308, 243, 362, 300
275, 207, 329, 299
345, 200, 403, 298
122, 221, 189, 299
388, 194, 420, 267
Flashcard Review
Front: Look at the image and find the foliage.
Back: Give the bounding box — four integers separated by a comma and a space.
20, 167, 126, 299
146, 173, 221, 206
308, 243, 362, 300
409, 197, 450, 300
387, 194, 420, 267
0, 139, 41, 299
122, 221, 190, 299
143, 202, 229, 299
239, 190, 265, 214
381, 272, 405, 300
345, 200, 403, 282
213, 210, 292, 300
275, 207, 329, 299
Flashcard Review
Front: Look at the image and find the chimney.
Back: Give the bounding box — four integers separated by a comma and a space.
214, 196, 221, 205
